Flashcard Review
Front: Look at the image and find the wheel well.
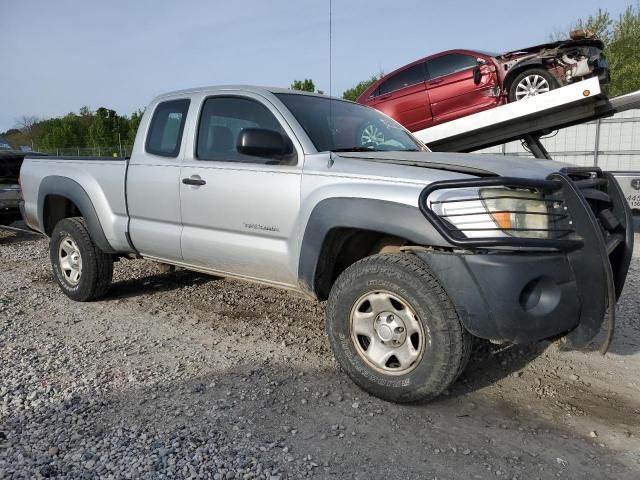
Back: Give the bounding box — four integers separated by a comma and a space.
504, 63, 545, 92
42, 195, 82, 235
313, 228, 408, 300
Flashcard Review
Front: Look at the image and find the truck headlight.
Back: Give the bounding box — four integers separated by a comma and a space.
429, 187, 550, 239
480, 188, 550, 238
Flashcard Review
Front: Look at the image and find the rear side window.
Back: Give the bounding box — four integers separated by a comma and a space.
145, 99, 190, 157
427, 54, 477, 79
378, 64, 426, 95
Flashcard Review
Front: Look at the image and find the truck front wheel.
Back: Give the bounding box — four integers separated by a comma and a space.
326, 253, 471, 403
49, 217, 113, 301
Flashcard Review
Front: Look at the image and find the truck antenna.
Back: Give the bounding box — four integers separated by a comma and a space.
328, 0, 335, 168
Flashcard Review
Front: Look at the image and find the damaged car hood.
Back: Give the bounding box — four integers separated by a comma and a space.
335, 151, 570, 180
499, 38, 605, 58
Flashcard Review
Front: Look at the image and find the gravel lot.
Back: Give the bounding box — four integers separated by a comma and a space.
1, 226, 639, 479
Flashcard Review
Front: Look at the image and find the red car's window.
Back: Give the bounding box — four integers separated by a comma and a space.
426, 54, 477, 80
378, 63, 426, 96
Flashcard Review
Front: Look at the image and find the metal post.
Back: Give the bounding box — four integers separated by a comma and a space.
594, 118, 601, 167
523, 134, 552, 160
501, 143, 506, 156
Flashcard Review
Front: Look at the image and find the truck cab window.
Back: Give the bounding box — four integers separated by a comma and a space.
145, 99, 190, 157
196, 97, 291, 164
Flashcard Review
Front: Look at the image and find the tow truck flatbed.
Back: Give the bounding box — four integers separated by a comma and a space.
415, 77, 640, 159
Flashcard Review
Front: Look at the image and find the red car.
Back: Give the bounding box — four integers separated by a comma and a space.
357, 35, 609, 134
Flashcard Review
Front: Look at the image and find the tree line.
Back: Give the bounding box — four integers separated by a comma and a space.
2, 107, 143, 153
2, 4, 638, 152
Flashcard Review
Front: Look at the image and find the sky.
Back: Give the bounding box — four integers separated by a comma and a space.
0, 0, 633, 132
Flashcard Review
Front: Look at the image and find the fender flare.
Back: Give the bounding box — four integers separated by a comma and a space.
37, 175, 115, 253
297, 197, 450, 296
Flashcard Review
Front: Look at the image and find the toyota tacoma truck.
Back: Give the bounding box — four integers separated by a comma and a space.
19, 86, 634, 403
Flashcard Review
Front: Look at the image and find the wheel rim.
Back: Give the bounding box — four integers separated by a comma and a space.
349, 290, 427, 376
515, 74, 550, 101
58, 236, 82, 286
360, 124, 385, 146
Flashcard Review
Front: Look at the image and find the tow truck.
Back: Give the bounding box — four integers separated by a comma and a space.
413, 77, 640, 221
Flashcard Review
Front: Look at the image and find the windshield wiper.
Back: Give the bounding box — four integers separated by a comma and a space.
330, 147, 383, 152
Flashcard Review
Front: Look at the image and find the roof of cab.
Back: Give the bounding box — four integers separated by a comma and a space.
152, 85, 344, 102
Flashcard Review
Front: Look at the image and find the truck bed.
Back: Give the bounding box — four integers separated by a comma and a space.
19, 155, 133, 252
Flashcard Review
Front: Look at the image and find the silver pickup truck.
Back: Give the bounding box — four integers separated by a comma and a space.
19, 86, 634, 403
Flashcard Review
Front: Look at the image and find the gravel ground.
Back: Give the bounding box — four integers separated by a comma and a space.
1, 226, 639, 479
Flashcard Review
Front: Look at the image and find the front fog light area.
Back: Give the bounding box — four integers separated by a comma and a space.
479, 188, 551, 239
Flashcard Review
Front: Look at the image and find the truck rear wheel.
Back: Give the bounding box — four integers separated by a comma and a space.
326, 253, 471, 403
49, 217, 113, 301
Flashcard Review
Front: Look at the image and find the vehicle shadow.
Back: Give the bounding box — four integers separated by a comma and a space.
444, 340, 550, 400
108, 270, 214, 300
0, 226, 42, 246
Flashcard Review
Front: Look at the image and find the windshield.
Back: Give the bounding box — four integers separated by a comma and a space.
274, 93, 426, 153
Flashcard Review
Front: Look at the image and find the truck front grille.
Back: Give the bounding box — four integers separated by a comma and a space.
560, 167, 624, 254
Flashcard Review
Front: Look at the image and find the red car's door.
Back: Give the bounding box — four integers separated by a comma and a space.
425, 53, 500, 126
371, 63, 433, 132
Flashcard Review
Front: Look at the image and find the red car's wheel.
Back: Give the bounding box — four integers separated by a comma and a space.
508, 69, 557, 102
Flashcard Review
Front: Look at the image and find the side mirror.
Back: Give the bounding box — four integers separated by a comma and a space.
473, 66, 482, 84
473, 58, 487, 85
237, 128, 293, 159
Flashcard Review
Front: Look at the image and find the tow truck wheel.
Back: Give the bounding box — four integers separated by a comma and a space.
326, 253, 472, 403
49, 217, 113, 302
509, 69, 557, 102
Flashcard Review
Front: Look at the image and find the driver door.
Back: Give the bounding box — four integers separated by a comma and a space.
426, 53, 499, 125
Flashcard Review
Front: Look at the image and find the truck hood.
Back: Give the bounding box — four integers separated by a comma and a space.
335, 151, 569, 180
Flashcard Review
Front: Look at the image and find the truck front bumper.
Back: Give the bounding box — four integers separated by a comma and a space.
417, 168, 633, 348
416, 250, 586, 343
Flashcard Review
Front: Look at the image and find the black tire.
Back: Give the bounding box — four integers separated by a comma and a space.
49, 217, 113, 301
508, 68, 557, 102
326, 253, 472, 403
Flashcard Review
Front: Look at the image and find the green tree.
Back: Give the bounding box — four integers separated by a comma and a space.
127, 109, 144, 146
574, 8, 612, 39
290, 79, 316, 92
342, 74, 381, 102
88, 107, 127, 149
607, 4, 640, 96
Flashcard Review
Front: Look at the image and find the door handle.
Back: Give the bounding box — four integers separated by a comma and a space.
428, 79, 443, 86
182, 177, 206, 186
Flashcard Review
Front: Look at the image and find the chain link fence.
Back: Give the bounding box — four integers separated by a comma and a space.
480, 109, 640, 171
32, 146, 133, 158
